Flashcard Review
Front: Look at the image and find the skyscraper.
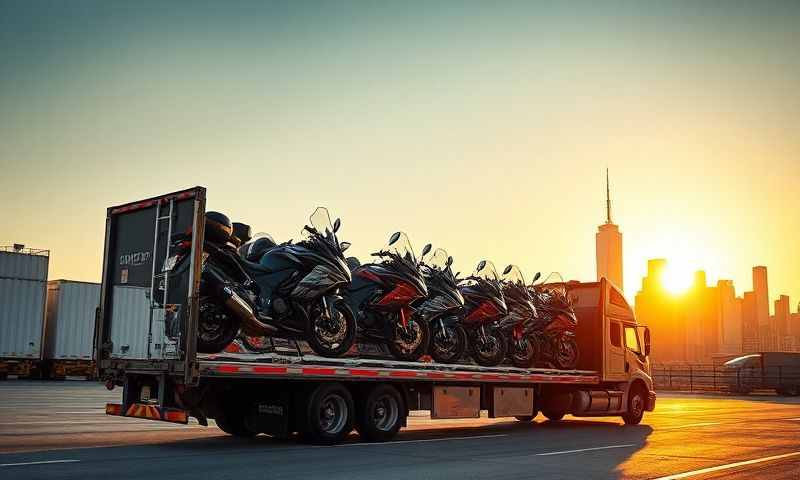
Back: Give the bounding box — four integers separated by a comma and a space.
596, 169, 623, 291
717, 280, 742, 354
753, 266, 769, 328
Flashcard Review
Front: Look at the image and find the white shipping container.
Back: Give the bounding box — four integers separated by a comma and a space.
45, 280, 101, 360
0, 249, 49, 360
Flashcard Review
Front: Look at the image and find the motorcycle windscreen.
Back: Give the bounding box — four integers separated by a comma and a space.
101, 188, 203, 361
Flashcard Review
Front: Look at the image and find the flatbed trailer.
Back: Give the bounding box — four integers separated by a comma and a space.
97, 187, 656, 444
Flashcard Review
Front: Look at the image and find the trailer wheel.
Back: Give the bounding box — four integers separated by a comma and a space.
542, 409, 565, 422
215, 410, 256, 437
356, 384, 404, 442
622, 386, 646, 425
301, 383, 354, 445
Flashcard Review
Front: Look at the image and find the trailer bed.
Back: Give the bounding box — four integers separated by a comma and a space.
198, 352, 600, 385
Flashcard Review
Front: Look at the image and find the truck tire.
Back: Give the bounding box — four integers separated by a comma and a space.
300, 383, 354, 445
622, 386, 646, 425
542, 409, 565, 422
355, 384, 404, 442
215, 410, 256, 437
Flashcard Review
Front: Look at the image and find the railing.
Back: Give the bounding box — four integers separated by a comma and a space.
652, 364, 800, 394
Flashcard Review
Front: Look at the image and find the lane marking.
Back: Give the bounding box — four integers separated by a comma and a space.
319, 433, 508, 448
660, 422, 720, 430
536, 444, 636, 456
653, 451, 800, 480
1, 460, 80, 467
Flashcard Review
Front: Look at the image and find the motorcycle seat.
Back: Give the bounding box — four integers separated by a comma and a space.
240, 236, 278, 262
239, 257, 277, 275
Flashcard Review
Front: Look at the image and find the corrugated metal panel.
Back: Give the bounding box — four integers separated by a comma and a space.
44, 281, 100, 360
0, 251, 49, 281
0, 278, 46, 359
109, 285, 151, 359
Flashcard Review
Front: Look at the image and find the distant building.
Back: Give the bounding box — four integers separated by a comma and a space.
742, 291, 759, 352
635, 259, 685, 363
753, 266, 769, 328
683, 271, 720, 362
775, 295, 790, 338
596, 169, 623, 291
790, 303, 800, 340
717, 280, 742, 354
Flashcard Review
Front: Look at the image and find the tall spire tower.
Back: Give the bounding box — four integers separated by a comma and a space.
596, 169, 624, 291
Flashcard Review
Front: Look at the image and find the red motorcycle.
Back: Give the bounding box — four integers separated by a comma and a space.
458, 260, 509, 366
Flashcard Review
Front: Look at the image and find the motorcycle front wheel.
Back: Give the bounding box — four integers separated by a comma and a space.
555, 335, 579, 369
387, 316, 430, 361
429, 323, 467, 364
509, 336, 537, 369
470, 327, 507, 367
197, 298, 241, 353
306, 299, 357, 357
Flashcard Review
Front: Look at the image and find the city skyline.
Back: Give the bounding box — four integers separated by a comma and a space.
1, 2, 799, 305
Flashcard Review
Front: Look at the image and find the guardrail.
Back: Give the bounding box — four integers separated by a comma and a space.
652, 364, 800, 395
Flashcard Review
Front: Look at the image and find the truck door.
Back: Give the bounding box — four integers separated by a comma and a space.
605, 319, 626, 381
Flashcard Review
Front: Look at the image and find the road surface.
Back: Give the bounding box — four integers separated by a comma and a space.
0, 381, 798, 479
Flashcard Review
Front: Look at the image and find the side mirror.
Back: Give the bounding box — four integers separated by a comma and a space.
503, 265, 513, 275
446, 256, 453, 267
477, 260, 486, 272
333, 218, 341, 233
340, 241, 351, 252
533, 272, 541, 282
644, 328, 651, 356
421, 243, 432, 257
389, 232, 401, 246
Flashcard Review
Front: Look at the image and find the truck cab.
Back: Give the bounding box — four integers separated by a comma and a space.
565, 278, 656, 424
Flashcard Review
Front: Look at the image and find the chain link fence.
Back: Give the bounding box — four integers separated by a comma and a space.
652, 364, 800, 396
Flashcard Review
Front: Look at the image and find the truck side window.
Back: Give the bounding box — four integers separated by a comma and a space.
610, 322, 622, 347
624, 326, 641, 354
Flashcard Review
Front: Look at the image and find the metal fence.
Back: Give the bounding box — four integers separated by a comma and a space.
652, 364, 800, 395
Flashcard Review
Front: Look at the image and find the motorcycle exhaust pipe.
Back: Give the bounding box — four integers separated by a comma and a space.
219, 286, 278, 337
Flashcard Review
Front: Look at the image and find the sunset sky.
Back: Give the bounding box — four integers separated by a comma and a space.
1, 1, 798, 308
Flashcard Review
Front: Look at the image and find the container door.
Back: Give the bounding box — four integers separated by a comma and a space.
97, 188, 205, 382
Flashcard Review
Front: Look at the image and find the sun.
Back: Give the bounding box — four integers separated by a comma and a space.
662, 261, 694, 294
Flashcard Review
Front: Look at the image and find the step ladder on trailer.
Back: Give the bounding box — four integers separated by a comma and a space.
148, 197, 179, 360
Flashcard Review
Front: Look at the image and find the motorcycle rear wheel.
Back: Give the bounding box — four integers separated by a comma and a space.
430, 323, 467, 364
197, 299, 241, 354
470, 328, 507, 367
555, 336, 579, 370
306, 299, 357, 358
510, 336, 537, 369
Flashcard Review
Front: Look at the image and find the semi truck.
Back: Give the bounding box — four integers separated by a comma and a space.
722, 352, 800, 396
96, 187, 656, 444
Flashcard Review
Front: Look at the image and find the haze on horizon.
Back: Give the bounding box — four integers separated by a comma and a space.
1, 1, 798, 306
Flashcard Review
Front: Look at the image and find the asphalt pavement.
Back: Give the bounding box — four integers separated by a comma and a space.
1, 381, 799, 479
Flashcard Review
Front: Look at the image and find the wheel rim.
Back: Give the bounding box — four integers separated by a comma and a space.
315, 305, 347, 348
433, 326, 457, 357
318, 393, 348, 434
477, 332, 500, 359
394, 320, 423, 353
631, 393, 644, 418
371, 395, 400, 432
199, 303, 229, 343
513, 339, 533, 364
557, 339, 577, 367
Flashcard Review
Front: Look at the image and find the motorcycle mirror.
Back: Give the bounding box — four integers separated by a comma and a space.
340, 241, 351, 252
477, 260, 486, 272
446, 256, 453, 267
389, 231, 401, 245
533, 272, 542, 282
333, 218, 341, 233
503, 265, 513, 275
421, 243, 432, 257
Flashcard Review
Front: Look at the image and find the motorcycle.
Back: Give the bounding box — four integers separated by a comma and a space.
497, 265, 540, 368
165, 207, 356, 357
459, 260, 509, 367
345, 232, 431, 361
417, 247, 467, 364
528, 272, 580, 369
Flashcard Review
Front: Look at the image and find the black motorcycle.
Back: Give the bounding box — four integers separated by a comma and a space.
497, 265, 540, 368
166, 207, 356, 357
528, 273, 580, 369
459, 260, 509, 367
417, 248, 467, 364
345, 232, 431, 361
